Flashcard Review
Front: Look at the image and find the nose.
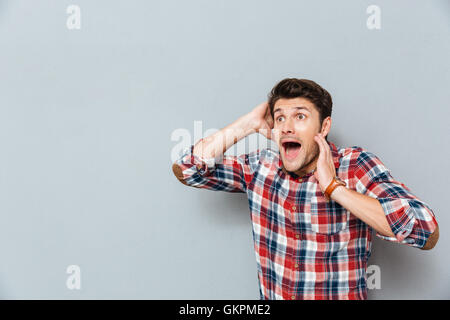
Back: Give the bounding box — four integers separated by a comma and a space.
281, 118, 295, 135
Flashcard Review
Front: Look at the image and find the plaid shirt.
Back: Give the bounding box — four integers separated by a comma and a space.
172, 139, 438, 300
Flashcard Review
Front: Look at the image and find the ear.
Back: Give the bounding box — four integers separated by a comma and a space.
320, 116, 332, 138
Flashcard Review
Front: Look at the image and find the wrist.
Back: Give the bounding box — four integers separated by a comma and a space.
329, 184, 347, 201
236, 114, 259, 136
324, 176, 347, 201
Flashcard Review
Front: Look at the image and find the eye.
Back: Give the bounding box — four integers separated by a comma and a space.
297, 113, 306, 120
276, 116, 285, 122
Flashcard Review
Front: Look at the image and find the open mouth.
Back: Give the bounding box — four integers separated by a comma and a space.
282, 141, 302, 161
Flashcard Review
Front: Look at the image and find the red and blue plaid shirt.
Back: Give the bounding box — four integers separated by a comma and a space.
173, 140, 438, 300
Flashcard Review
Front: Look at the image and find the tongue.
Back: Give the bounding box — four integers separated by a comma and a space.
285, 145, 301, 160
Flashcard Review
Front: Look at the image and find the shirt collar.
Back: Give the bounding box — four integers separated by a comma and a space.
275, 140, 341, 177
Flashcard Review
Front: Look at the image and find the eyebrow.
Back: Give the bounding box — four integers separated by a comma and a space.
273, 106, 310, 115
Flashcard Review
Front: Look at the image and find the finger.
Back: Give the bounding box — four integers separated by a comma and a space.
316, 133, 326, 150
314, 134, 325, 156
318, 134, 335, 169
264, 105, 273, 126
265, 115, 274, 128
256, 101, 268, 117
318, 134, 331, 164
262, 101, 270, 116
317, 133, 330, 159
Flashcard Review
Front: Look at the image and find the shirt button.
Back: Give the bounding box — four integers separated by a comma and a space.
295, 234, 300, 239
291, 206, 296, 211
294, 263, 299, 268
291, 295, 296, 300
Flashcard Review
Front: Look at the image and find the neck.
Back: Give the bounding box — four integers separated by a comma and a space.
294, 159, 318, 177
283, 154, 319, 178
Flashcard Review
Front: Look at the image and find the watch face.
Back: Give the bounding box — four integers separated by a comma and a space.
335, 176, 346, 186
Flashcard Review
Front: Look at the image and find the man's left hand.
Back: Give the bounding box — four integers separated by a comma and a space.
313, 133, 336, 193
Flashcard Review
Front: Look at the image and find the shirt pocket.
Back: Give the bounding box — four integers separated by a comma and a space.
307, 194, 349, 234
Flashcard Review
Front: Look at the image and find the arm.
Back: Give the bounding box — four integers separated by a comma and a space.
172, 102, 274, 192
330, 186, 396, 238
313, 134, 438, 250
331, 184, 439, 250
348, 149, 438, 250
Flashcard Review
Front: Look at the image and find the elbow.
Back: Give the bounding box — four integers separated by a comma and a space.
172, 163, 188, 186
421, 224, 439, 250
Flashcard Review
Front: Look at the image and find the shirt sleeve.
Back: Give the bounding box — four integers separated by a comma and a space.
171, 140, 261, 193
353, 150, 438, 248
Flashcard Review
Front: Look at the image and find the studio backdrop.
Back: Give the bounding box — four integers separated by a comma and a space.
0, 0, 448, 299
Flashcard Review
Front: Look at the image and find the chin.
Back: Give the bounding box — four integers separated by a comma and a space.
282, 160, 302, 172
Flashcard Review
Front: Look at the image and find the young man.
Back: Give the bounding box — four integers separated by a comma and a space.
172, 78, 439, 300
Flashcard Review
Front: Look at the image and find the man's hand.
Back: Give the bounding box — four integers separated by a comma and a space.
313, 132, 396, 237
244, 101, 274, 140
193, 101, 274, 160
313, 132, 336, 193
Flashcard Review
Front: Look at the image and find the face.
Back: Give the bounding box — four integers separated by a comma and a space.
272, 97, 330, 175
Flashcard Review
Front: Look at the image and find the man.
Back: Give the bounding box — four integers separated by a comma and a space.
171, 78, 439, 300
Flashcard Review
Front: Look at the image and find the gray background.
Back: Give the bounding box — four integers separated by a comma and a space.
0, 0, 448, 299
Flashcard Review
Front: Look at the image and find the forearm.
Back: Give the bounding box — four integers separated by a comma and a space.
330, 186, 395, 237
193, 115, 255, 159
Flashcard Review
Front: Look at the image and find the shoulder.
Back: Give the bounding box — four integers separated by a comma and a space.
335, 144, 378, 164
337, 145, 390, 178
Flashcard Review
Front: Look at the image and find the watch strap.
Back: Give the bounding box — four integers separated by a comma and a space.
324, 177, 346, 201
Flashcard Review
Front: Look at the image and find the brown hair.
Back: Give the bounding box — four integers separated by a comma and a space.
268, 78, 333, 141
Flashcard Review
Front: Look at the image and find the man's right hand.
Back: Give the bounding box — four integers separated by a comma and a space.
193, 101, 274, 160
244, 101, 274, 141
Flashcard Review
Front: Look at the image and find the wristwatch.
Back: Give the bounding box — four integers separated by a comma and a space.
324, 176, 347, 201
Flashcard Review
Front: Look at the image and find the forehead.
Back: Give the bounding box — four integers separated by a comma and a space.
273, 97, 316, 114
